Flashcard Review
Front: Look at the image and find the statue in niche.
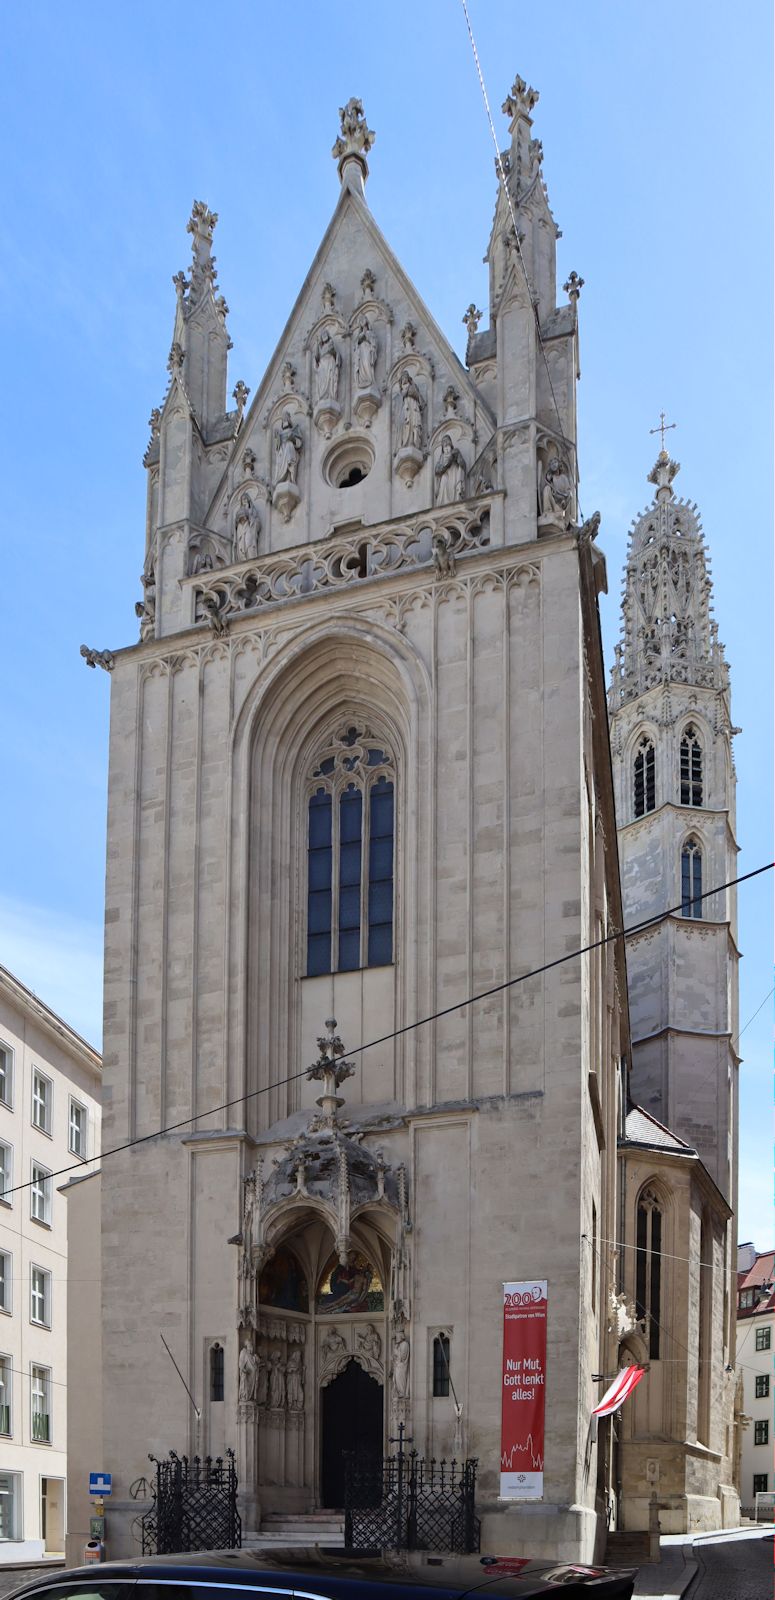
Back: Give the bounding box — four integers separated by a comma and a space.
356, 1323, 382, 1370
398, 373, 423, 451
434, 434, 466, 506
268, 1349, 286, 1410
314, 330, 341, 404
355, 317, 377, 390
391, 1331, 410, 1398
274, 411, 303, 485
233, 492, 260, 562
321, 1326, 347, 1364
238, 1336, 259, 1403
540, 456, 572, 524
286, 1348, 304, 1411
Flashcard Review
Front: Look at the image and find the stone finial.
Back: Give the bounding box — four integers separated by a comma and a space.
502, 75, 539, 126
647, 450, 681, 499
400, 321, 417, 352
307, 1017, 355, 1126
167, 341, 184, 375
281, 360, 297, 391
147, 407, 161, 438
564, 271, 584, 303
187, 200, 218, 245
332, 97, 375, 185
360, 266, 376, 298
462, 304, 482, 338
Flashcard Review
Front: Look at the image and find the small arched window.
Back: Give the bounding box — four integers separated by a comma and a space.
633, 735, 656, 818
636, 1188, 662, 1360
306, 725, 394, 977
432, 1334, 451, 1398
681, 837, 702, 919
210, 1343, 224, 1403
680, 725, 703, 807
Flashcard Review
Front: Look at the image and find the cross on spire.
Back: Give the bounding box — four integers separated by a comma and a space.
649, 411, 677, 453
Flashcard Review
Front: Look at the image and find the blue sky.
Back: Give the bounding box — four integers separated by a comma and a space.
0, 2, 771, 1242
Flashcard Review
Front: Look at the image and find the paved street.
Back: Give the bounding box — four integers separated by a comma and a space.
687, 1531, 773, 1599
0, 1569, 64, 1600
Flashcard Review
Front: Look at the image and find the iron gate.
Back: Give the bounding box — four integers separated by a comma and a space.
344, 1450, 479, 1553
141, 1450, 241, 1554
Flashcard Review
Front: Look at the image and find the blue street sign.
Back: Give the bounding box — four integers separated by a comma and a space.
89, 1473, 112, 1497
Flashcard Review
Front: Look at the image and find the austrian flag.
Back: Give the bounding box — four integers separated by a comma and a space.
592, 1363, 646, 1418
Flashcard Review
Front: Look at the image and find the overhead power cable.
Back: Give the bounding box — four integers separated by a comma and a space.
2, 859, 771, 1202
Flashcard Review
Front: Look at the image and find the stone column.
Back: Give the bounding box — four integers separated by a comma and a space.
237, 1402, 260, 1531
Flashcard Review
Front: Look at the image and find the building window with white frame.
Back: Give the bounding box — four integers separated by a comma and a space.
31, 1364, 51, 1443
0, 1144, 12, 1207
31, 1070, 52, 1135
0, 1045, 13, 1110
30, 1266, 51, 1328
0, 1473, 20, 1538
754, 1420, 769, 1446
68, 1098, 87, 1159
0, 1251, 10, 1315
755, 1373, 770, 1399
753, 1472, 768, 1496
0, 1356, 11, 1436
755, 1326, 771, 1352
306, 724, 395, 977
30, 1163, 52, 1227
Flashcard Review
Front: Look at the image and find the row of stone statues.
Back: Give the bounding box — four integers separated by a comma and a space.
238, 1337, 304, 1412
313, 318, 378, 404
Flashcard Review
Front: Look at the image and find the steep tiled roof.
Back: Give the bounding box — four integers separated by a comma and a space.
622, 1105, 696, 1154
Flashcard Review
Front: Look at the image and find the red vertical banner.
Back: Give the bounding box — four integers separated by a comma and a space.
500, 1280, 547, 1499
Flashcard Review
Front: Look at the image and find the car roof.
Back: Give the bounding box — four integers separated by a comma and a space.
7, 1549, 636, 1599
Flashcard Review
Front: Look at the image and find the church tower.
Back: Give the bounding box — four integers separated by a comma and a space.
608, 444, 740, 1532
608, 442, 738, 1201
96, 88, 629, 1563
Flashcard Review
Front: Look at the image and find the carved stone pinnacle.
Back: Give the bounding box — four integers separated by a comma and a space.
332, 98, 375, 183
564, 271, 585, 303
502, 76, 539, 123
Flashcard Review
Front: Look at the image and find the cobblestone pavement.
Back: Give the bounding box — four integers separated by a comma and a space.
687, 1531, 773, 1599
0, 1566, 64, 1600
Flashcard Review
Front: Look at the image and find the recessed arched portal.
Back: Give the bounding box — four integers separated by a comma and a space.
321, 1359, 383, 1508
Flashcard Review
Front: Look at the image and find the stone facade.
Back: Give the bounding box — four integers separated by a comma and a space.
609, 453, 740, 1532
98, 86, 628, 1563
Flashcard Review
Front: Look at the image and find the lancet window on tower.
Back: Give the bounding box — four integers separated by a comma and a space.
635, 1187, 662, 1360
306, 726, 395, 977
633, 735, 656, 818
681, 837, 703, 919
680, 725, 703, 807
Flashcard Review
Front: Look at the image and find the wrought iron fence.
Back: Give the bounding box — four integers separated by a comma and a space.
344, 1449, 479, 1554
141, 1450, 241, 1554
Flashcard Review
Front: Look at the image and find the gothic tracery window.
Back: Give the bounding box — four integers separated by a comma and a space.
635, 1186, 662, 1360
680, 724, 703, 806
681, 837, 703, 919
633, 735, 656, 818
306, 725, 395, 976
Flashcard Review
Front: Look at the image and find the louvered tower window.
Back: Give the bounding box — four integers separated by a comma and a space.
680, 725, 703, 806
681, 837, 703, 918
633, 736, 656, 818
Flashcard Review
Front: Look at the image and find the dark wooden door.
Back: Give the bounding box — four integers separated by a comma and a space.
321, 1358, 383, 1508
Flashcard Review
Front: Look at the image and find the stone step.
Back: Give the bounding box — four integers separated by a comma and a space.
604, 1530, 652, 1565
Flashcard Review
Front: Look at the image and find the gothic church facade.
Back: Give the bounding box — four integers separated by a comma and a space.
95, 83, 738, 1561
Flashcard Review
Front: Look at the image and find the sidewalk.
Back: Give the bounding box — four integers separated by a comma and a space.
632, 1524, 774, 1600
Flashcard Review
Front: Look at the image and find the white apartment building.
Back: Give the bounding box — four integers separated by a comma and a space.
0, 965, 101, 1559
737, 1243, 775, 1513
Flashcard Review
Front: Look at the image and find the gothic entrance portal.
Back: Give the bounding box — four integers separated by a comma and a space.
321, 1358, 383, 1508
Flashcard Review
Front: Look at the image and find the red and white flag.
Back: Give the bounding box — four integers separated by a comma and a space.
592, 1363, 646, 1418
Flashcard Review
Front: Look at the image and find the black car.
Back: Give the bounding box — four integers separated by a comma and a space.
7, 1549, 636, 1600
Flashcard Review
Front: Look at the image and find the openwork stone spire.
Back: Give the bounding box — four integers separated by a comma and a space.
609, 452, 729, 711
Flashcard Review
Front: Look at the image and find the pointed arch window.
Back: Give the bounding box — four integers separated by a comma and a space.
681, 837, 703, 918
680, 724, 703, 806
636, 1187, 662, 1360
306, 725, 394, 976
633, 735, 656, 818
